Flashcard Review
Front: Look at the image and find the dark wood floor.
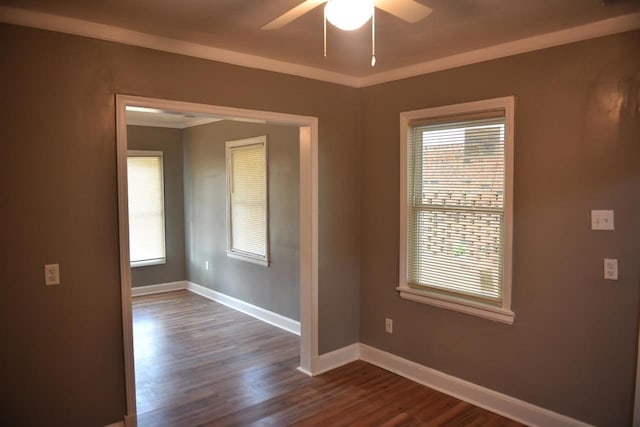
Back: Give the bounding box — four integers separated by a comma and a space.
133, 290, 523, 426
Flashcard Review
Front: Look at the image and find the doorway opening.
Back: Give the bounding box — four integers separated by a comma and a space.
116, 95, 318, 422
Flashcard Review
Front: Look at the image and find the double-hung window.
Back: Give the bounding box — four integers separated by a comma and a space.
399, 97, 515, 323
127, 151, 166, 267
226, 136, 269, 266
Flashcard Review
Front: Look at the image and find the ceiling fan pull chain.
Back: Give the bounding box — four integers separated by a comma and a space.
371, 6, 376, 67
324, 6, 327, 58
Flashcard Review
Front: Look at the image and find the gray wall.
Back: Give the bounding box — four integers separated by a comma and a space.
183, 121, 300, 320
2, 19, 637, 427
127, 125, 186, 287
360, 30, 640, 426
0, 23, 361, 427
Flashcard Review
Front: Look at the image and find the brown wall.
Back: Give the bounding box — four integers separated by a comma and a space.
0, 24, 361, 426
183, 121, 300, 320
127, 125, 186, 287
360, 30, 640, 426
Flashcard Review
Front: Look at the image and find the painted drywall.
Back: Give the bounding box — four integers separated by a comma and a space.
183, 121, 300, 320
127, 125, 186, 287
3, 19, 637, 427
0, 23, 360, 427
360, 30, 640, 426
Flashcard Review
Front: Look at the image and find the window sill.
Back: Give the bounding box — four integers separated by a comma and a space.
396, 286, 515, 324
226, 251, 269, 267
131, 258, 166, 268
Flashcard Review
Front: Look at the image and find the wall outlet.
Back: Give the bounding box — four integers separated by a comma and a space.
385, 318, 393, 334
205, 260, 209, 270
604, 258, 618, 280
44, 264, 60, 286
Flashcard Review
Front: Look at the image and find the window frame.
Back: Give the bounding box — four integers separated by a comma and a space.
398, 97, 515, 324
225, 136, 270, 267
127, 150, 167, 268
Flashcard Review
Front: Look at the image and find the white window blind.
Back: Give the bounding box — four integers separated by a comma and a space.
226, 137, 268, 265
400, 97, 514, 323
127, 152, 166, 267
408, 115, 505, 303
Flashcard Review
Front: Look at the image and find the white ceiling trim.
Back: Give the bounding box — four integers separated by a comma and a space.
1, 6, 639, 89
0, 6, 360, 87
182, 117, 223, 128
127, 119, 184, 129
127, 117, 221, 129
360, 11, 640, 87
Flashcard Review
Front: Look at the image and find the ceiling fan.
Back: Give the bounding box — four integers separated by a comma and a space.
262, 0, 433, 66
262, 0, 432, 30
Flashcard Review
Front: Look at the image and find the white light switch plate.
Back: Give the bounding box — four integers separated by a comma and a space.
591, 210, 614, 230
604, 258, 618, 280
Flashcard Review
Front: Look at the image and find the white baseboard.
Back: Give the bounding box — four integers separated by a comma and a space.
186, 281, 301, 335
312, 342, 361, 375
296, 366, 313, 376
359, 344, 590, 427
131, 280, 187, 296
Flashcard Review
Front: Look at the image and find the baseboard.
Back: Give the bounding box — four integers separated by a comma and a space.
186, 281, 301, 335
359, 344, 590, 427
104, 421, 125, 427
131, 280, 187, 296
312, 342, 361, 375
296, 366, 313, 376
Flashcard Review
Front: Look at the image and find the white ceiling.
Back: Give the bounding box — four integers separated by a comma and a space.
1, 0, 639, 86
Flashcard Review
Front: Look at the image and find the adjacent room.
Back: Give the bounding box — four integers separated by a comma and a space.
124, 107, 302, 422
1, 1, 639, 426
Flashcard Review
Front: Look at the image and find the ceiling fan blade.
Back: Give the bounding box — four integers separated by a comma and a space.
374, 0, 432, 23
261, 0, 326, 30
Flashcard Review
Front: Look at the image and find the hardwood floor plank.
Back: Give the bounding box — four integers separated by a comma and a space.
133, 290, 524, 427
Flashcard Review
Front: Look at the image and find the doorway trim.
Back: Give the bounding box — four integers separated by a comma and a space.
115, 94, 318, 423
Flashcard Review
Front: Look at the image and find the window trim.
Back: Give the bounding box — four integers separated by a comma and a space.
398, 97, 515, 324
127, 150, 167, 268
225, 136, 270, 266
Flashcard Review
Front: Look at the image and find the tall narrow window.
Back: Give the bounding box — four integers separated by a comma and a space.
226, 136, 269, 266
399, 97, 514, 324
127, 151, 166, 267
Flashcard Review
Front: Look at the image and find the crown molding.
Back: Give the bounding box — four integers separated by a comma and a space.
1, 6, 639, 89
0, 6, 360, 87
127, 116, 221, 129
360, 12, 640, 87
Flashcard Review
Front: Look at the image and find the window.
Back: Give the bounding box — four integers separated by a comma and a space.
399, 97, 514, 324
226, 136, 269, 266
127, 151, 166, 267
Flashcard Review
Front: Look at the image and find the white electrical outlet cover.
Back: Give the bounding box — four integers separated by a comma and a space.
604, 258, 618, 280
385, 318, 393, 334
44, 264, 60, 286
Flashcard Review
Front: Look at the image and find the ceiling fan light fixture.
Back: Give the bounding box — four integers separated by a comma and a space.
325, 0, 374, 31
